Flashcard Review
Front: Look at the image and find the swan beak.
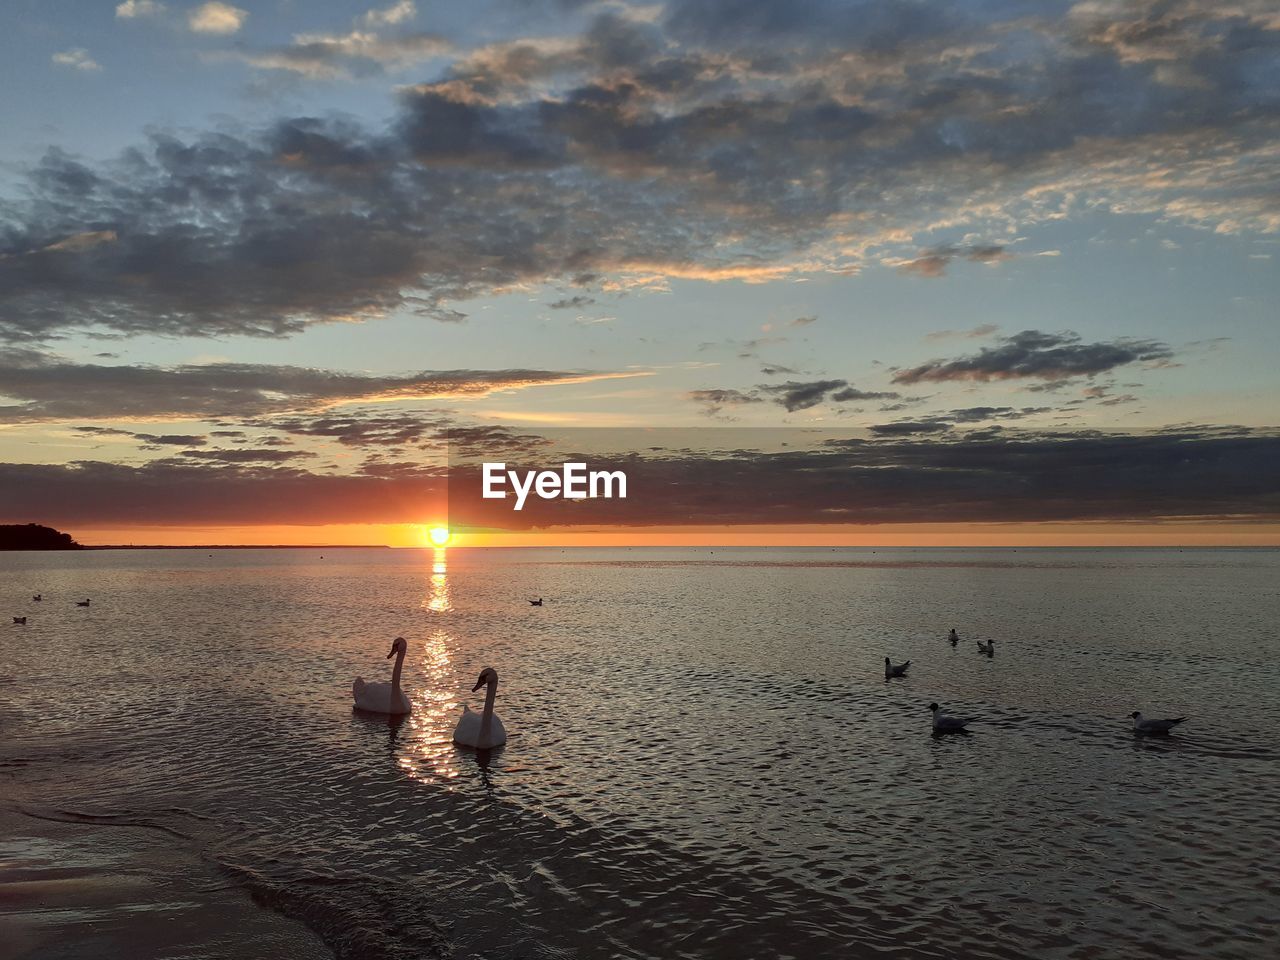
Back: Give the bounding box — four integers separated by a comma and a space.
387, 646, 397, 659
472, 677, 485, 692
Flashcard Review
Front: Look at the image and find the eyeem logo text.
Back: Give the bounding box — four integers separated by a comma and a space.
482, 462, 628, 511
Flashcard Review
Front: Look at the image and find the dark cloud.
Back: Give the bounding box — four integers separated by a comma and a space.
257, 411, 446, 447
4, 428, 1276, 529
758, 379, 849, 412
443, 424, 551, 457
0, 352, 624, 422
547, 295, 597, 309
830, 386, 900, 403
3, 1, 1277, 342
692, 379, 901, 414
870, 404, 1052, 435
687, 388, 764, 417
180, 449, 315, 463
926, 323, 1000, 341
893, 244, 1013, 278
869, 420, 953, 436
139, 434, 207, 447
71, 425, 209, 449
892, 330, 1175, 385
251, 410, 547, 456
1076, 385, 1140, 407
947, 406, 1051, 423
0, 459, 448, 527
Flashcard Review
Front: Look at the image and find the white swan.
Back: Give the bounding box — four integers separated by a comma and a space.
929, 702, 973, 733
884, 657, 910, 679
352, 637, 412, 715
1130, 711, 1187, 735
453, 667, 507, 749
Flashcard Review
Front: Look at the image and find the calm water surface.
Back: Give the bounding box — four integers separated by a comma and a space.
1, 547, 1277, 959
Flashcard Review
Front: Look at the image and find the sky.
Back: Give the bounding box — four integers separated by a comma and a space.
0, 0, 1277, 546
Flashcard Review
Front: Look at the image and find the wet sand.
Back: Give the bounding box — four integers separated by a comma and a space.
0, 805, 332, 960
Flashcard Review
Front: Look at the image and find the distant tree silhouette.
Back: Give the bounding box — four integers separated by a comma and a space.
0, 523, 83, 550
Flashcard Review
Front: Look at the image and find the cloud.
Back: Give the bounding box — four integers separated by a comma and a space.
189, 2, 246, 35
926, 323, 999, 341
181, 448, 314, 463
757, 379, 850, 412
230, 31, 451, 79
892, 331, 1175, 385
51, 49, 101, 72
251, 410, 444, 448
253, 415, 550, 463
869, 420, 953, 436
687, 388, 764, 417
692, 379, 901, 414
870, 405, 1052, 435
829, 386, 899, 404
789, 316, 817, 327
548, 295, 596, 309
4, 428, 1276, 529
5, 1, 1280, 342
74, 425, 209, 449
361, 1, 416, 28
0, 352, 633, 423
888, 244, 1013, 278
947, 406, 1050, 423
1080, 385, 1139, 407
219, 0, 440, 79
115, 1, 164, 18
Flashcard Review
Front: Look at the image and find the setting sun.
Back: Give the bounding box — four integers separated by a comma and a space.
427, 526, 451, 547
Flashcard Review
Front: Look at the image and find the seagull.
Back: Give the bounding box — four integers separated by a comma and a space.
529, 598, 543, 606
13, 617, 27, 625
884, 657, 910, 679
976, 638, 994, 655
929, 702, 973, 733
1130, 712, 1187, 735
76, 599, 91, 607
32, 594, 41, 602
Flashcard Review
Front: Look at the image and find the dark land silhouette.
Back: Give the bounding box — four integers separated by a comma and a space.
0, 524, 83, 550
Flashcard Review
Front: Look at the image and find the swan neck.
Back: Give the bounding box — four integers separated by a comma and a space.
391, 647, 405, 692
480, 679, 497, 733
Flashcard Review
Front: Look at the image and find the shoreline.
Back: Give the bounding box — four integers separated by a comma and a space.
0, 805, 334, 960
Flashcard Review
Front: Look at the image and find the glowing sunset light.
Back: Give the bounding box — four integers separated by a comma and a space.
428, 526, 451, 547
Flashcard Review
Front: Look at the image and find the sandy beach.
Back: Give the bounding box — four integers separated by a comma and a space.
0, 805, 331, 960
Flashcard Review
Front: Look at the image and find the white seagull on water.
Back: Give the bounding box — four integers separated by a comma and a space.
884, 657, 910, 679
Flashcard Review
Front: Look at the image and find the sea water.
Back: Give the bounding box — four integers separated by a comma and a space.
1, 547, 1277, 958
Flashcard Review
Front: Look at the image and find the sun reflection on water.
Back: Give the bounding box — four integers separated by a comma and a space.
401, 547, 461, 782
423, 547, 451, 613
